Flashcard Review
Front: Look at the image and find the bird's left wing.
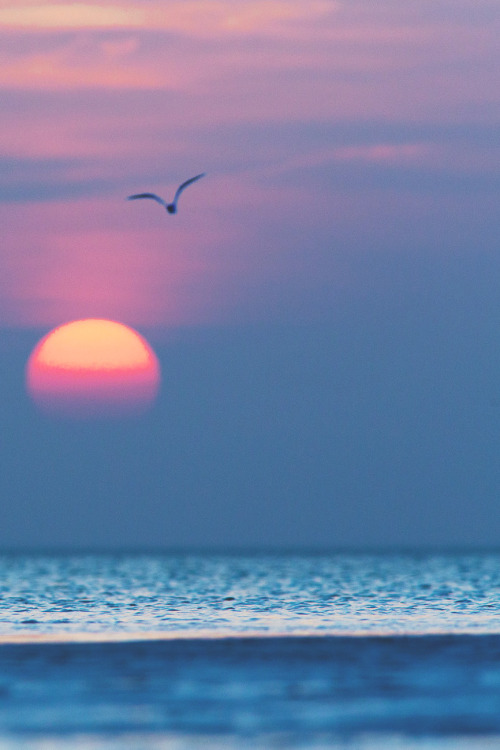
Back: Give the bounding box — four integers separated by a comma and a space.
127, 193, 166, 206
173, 173, 205, 204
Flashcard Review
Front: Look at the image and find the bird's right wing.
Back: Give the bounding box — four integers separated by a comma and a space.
173, 173, 205, 204
127, 193, 166, 206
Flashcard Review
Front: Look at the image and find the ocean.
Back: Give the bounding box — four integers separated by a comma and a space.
1, 553, 500, 748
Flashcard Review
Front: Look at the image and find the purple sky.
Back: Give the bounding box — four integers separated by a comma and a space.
1, 0, 498, 329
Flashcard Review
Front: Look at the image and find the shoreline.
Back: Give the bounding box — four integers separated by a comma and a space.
2, 628, 500, 645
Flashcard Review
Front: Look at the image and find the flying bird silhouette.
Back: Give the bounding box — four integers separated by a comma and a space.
127, 173, 205, 214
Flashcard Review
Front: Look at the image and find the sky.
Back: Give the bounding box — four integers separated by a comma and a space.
0, 0, 499, 551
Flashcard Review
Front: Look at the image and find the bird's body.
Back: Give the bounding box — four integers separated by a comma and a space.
127, 173, 205, 214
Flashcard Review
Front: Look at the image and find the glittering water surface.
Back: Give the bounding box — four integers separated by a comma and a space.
2, 553, 500, 749
1, 552, 500, 637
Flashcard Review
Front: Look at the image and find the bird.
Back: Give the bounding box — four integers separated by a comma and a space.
127, 173, 205, 214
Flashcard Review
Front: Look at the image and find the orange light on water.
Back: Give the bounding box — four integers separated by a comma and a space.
26, 319, 160, 417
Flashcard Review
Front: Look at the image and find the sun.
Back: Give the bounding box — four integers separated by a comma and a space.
26, 319, 160, 417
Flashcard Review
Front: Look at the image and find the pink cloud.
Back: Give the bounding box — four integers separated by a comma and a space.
333, 144, 429, 163
0, 1, 335, 35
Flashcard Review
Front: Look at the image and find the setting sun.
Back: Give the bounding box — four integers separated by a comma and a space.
26, 319, 160, 417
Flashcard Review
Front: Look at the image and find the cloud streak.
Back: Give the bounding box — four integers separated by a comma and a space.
0, 1, 335, 34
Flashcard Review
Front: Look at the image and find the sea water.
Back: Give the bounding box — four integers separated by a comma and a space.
1, 553, 500, 748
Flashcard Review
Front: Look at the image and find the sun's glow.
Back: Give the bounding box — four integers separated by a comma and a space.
26, 319, 160, 417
